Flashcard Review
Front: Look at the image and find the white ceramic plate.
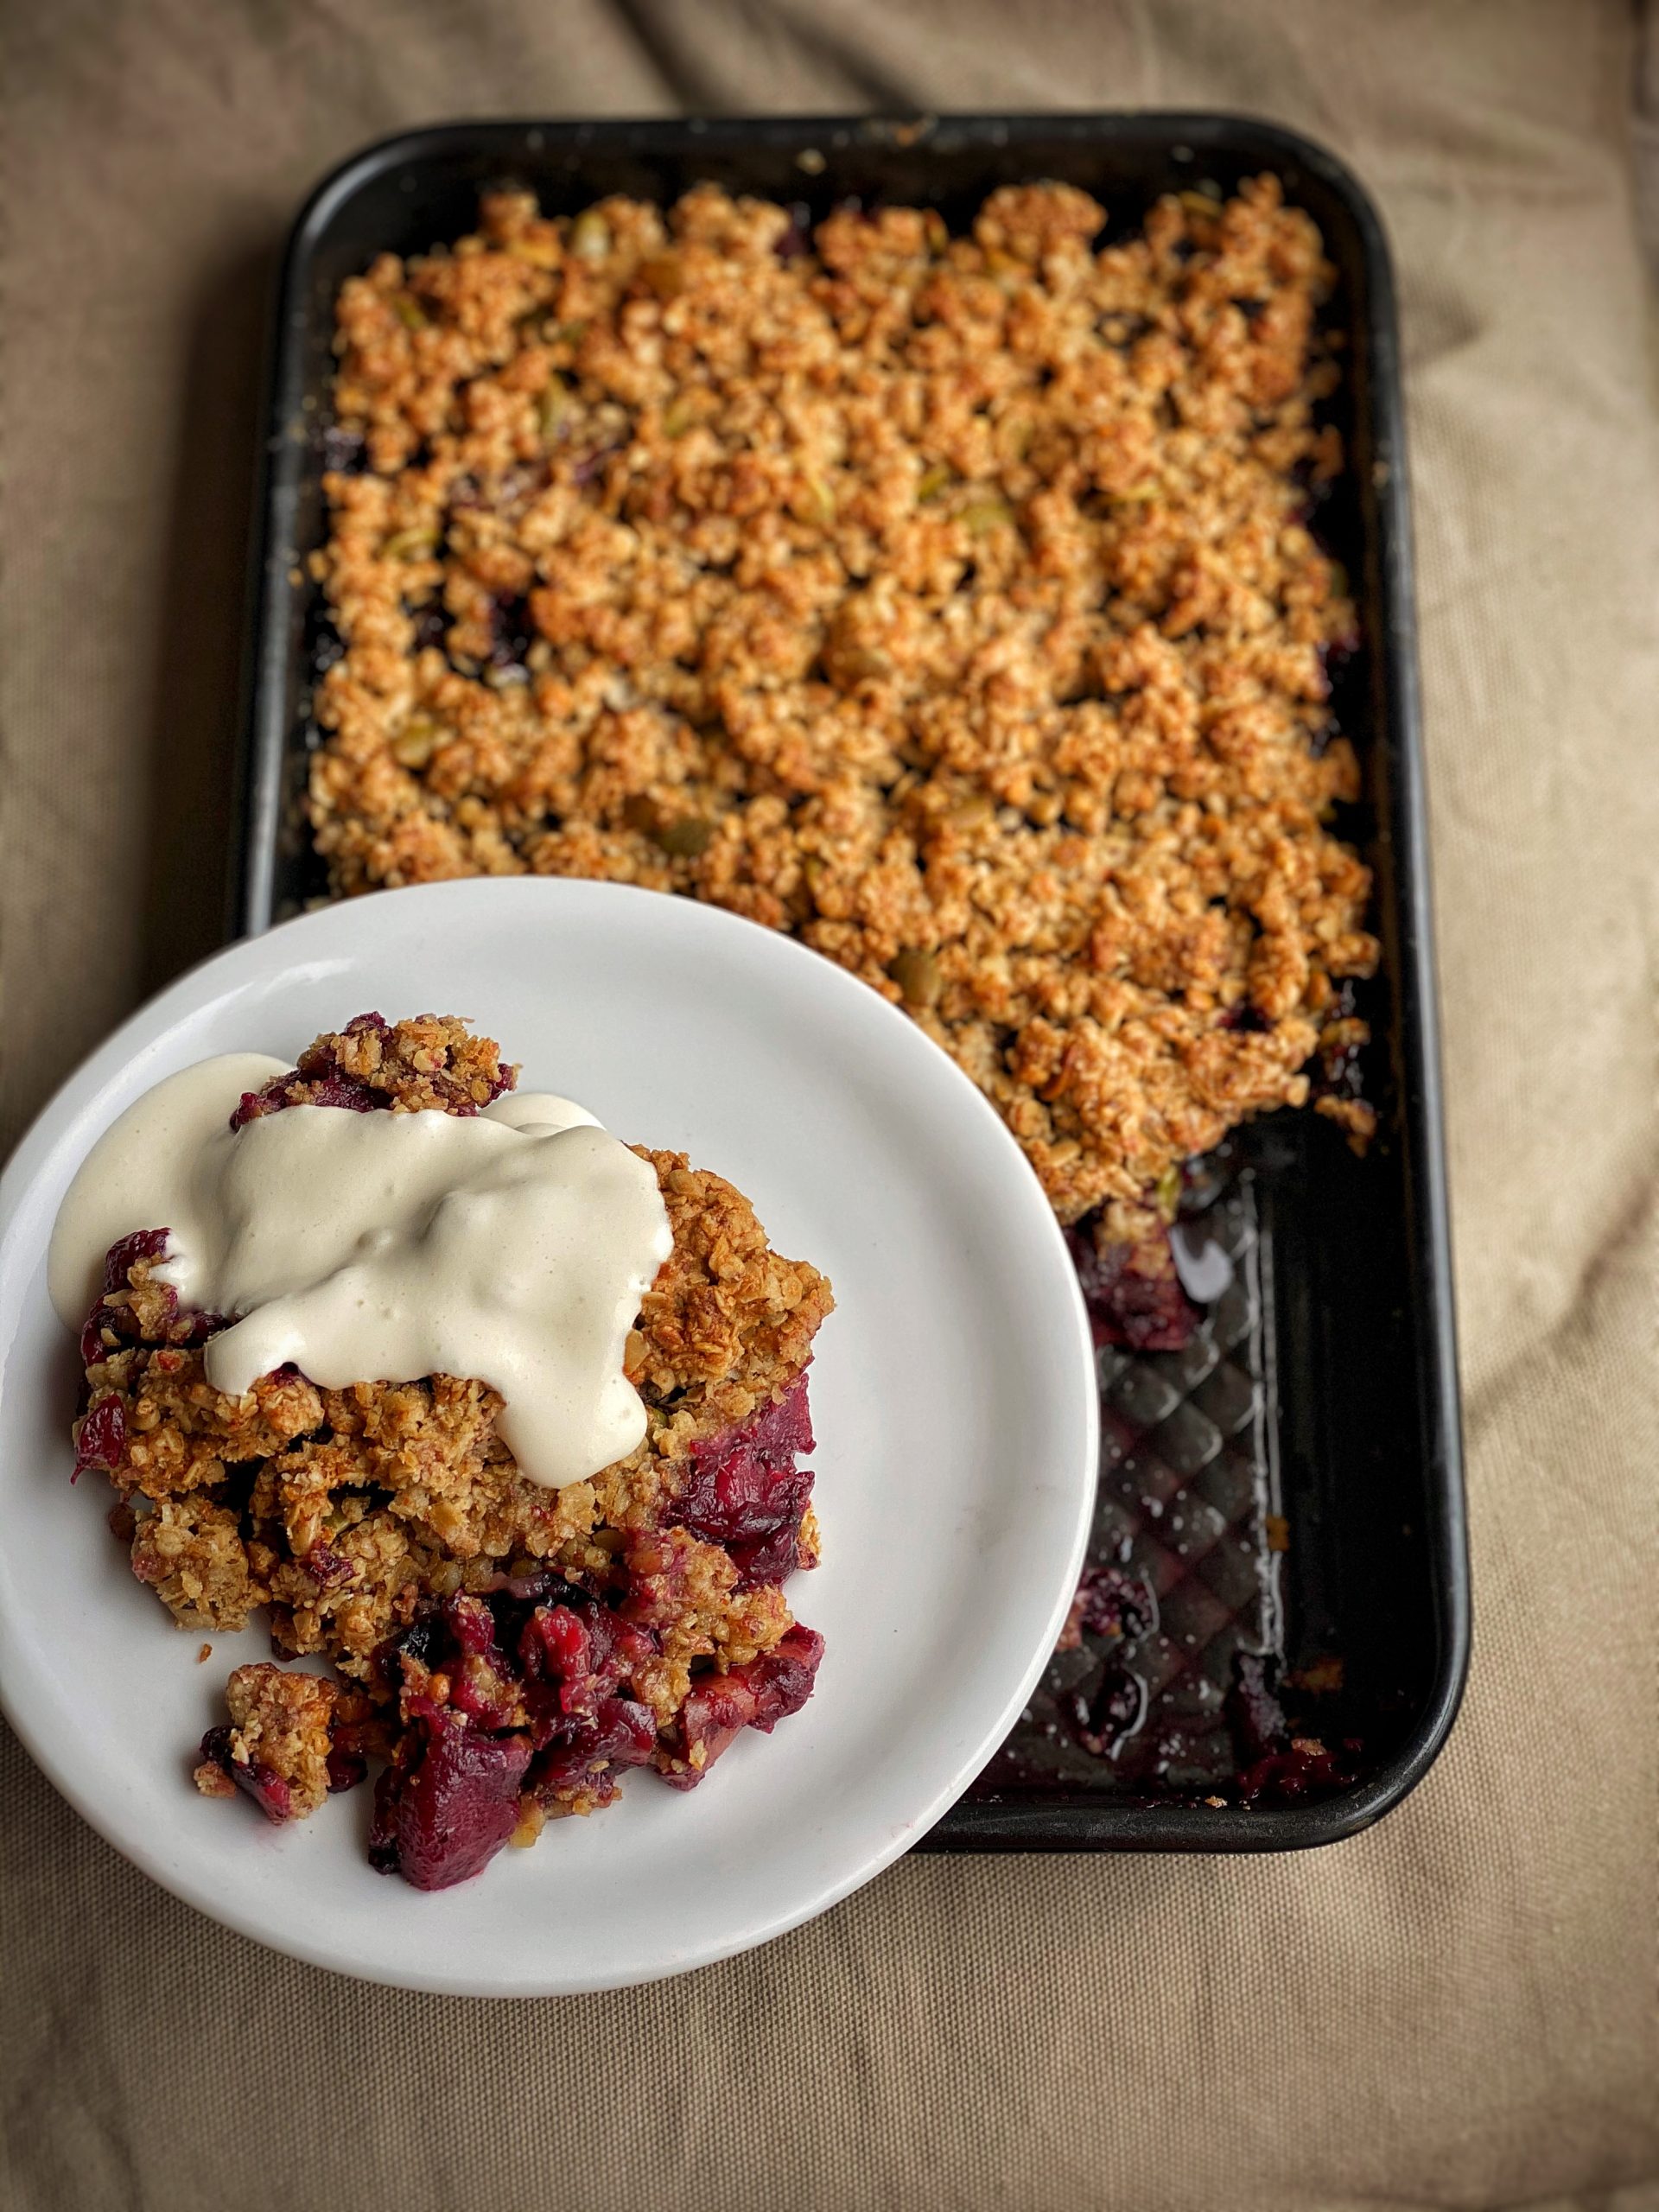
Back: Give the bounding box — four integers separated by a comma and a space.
0, 879, 1096, 1995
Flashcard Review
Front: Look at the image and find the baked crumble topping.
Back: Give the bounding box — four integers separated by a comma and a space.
308, 176, 1377, 1257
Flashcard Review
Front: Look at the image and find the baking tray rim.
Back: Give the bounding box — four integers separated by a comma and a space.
229, 110, 1469, 1855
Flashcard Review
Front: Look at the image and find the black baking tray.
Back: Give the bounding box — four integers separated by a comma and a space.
231, 114, 1466, 1853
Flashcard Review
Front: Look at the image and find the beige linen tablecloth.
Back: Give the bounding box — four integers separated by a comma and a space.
3, 4, 1656, 2207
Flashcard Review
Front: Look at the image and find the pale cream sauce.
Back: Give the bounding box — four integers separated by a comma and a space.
48, 1055, 671, 1491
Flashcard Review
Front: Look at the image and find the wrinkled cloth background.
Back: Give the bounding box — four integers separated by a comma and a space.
3, 4, 1657, 2209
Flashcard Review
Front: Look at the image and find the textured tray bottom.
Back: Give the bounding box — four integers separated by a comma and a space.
976, 1171, 1284, 1800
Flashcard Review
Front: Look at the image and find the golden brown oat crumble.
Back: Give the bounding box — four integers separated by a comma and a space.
130, 1494, 263, 1632
309, 178, 1376, 1243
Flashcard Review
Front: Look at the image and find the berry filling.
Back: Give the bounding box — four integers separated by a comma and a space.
1068, 1227, 1198, 1352
1224, 1653, 1361, 1803
670, 1376, 817, 1586
368, 1713, 533, 1891
357, 1562, 823, 1886
658, 1627, 826, 1791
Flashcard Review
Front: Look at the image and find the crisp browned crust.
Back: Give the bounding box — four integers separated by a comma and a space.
308, 177, 1377, 1238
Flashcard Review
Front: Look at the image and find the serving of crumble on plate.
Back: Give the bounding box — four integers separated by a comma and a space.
71, 1011, 835, 1892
